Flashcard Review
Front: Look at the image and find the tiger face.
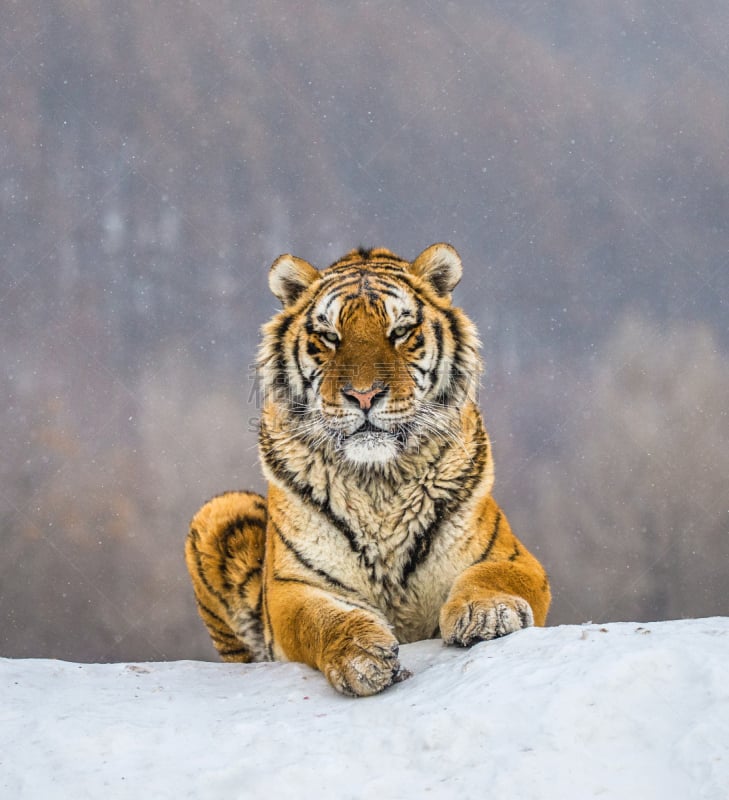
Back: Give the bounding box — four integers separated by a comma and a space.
260, 244, 481, 466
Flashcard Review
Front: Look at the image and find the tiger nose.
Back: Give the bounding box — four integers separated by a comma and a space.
341, 382, 388, 411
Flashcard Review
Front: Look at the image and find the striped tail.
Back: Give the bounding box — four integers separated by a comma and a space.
185, 491, 268, 662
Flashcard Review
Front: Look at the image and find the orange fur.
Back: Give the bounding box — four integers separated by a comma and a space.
185, 244, 551, 695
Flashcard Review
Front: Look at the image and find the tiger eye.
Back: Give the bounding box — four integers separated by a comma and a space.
322, 331, 339, 344
392, 325, 410, 339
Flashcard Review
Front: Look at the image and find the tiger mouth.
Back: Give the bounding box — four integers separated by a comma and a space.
352, 420, 386, 435
348, 419, 410, 447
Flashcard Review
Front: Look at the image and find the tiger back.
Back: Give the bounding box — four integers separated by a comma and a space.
186, 243, 551, 696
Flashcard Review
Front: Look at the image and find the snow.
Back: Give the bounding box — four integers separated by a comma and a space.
2, 619, 728, 800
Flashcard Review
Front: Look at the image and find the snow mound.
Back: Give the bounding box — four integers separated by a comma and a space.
2, 618, 728, 799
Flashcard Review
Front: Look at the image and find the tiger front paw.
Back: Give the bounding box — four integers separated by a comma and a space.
440, 593, 534, 647
321, 616, 407, 697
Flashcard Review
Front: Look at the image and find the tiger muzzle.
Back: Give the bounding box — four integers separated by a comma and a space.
341, 381, 388, 411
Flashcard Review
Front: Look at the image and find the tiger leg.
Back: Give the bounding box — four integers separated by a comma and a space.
265, 575, 401, 697
185, 491, 268, 662
263, 516, 400, 697
440, 498, 551, 646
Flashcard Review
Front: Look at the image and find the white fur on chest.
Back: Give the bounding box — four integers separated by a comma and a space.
272, 467, 480, 642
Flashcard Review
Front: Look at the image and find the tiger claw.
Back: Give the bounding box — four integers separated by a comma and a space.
324, 633, 403, 697
441, 594, 534, 647
392, 665, 413, 684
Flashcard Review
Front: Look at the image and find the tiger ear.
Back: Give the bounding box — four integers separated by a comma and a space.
411, 243, 462, 298
269, 254, 319, 306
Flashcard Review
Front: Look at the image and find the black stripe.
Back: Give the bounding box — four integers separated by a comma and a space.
271, 574, 318, 587
365, 276, 413, 306
271, 574, 374, 612
190, 528, 264, 655
400, 496, 448, 584
220, 514, 265, 545
370, 285, 400, 299
327, 257, 408, 273
187, 527, 233, 616
272, 521, 358, 595
408, 332, 425, 353
473, 511, 502, 565
303, 316, 316, 336
210, 628, 244, 647
412, 374, 427, 392
293, 335, 312, 392
236, 566, 262, 599
260, 570, 274, 661
195, 598, 231, 631
270, 312, 295, 394
414, 296, 424, 326
401, 427, 490, 584
431, 319, 443, 378
427, 319, 443, 396
322, 291, 341, 315
317, 275, 362, 300
306, 339, 323, 357
260, 425, 364, 557
258, 510, 274, 661
315, 280, 363, 323
321, 267, 363, 283
374, 269, 422, 296
442, 306, 471, 399
366, 260, 409, 271
217, 646, 251, 657
434, 310, 463, 406
219, 518, 264, 593
217, 612, 260, 642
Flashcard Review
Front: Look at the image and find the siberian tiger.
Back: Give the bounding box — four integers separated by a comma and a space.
185, 243, 551, 696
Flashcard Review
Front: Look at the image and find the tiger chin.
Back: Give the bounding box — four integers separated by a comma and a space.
185, 243, 551, 697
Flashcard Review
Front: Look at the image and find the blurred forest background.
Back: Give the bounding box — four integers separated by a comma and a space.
1, 1, 727, 662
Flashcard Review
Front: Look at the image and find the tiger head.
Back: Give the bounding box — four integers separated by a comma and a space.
259, 244, 481, 467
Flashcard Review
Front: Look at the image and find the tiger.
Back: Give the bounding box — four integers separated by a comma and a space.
185, 243, 551, 696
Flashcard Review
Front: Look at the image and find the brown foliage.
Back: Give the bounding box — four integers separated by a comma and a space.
524, 316, 729, 625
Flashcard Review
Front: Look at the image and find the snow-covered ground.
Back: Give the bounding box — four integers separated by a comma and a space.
2, 618, 728, 800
